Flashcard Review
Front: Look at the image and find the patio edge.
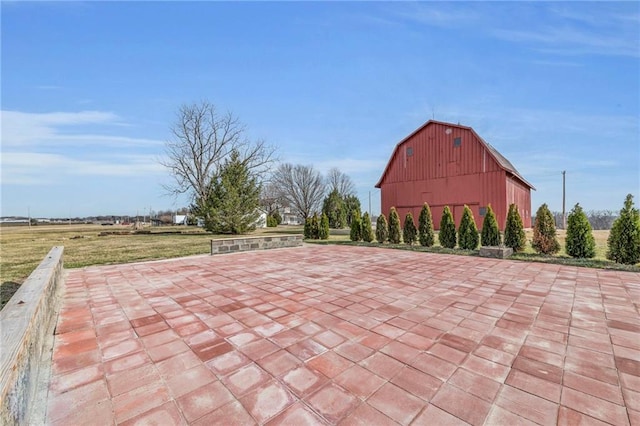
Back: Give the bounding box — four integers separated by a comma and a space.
0, 246, 64, 426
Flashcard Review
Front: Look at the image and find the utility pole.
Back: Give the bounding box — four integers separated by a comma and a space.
562, 170, 566, 229
368, 191, 372, 217
28, 206, 31, 228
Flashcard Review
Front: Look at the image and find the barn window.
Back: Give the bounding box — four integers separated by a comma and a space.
454, 137, 461, 147
406, 147, 413, 156
479, 207, 487, 216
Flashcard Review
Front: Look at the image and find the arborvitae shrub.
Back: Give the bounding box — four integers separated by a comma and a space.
439, 206, 457, 249
376, 213, 389, 243
273, 210, 282, 225
458, 205, 479, 250
319, 213, 330, 240
310, 213, 320, 239
418, 203, 435, 247
350, 212, 362, 241
480, 204, 501, 246
303, 217, 312, 239
388, 207, 402, 244
266, 215, 278, 227
607, 194, 640, 264
403, 213, 417, 245
566, 203, 595, 258
532, 203, 560, 254
504, 203, 527, 252
361, 212, 374, 242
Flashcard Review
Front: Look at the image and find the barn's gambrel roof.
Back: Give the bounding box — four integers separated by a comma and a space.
375, 120, 535, 190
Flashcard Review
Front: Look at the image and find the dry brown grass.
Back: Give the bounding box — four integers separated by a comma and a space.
0, 224, 301, 307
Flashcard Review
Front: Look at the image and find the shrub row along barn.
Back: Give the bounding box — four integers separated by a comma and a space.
376, 120, 534, 230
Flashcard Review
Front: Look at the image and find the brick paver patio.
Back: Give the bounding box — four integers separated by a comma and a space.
46, 245, 640, 425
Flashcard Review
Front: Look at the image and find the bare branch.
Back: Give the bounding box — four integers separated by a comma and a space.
327, 167, 356, 197
160, 101, 277, 205
271, 163, 326, 219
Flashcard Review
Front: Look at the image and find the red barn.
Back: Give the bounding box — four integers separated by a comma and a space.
375, 120, 534, 229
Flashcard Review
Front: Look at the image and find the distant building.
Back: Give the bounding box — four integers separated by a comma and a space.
280, 207, 302, 225
376, 120, 535, 229
174, 214, 188, 225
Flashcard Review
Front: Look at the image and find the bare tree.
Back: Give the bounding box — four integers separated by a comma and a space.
272, 163, 326, 219
161, 101, 276, 205
327, 167, 356, 197
259, 182, 282, 215
587, 210, 617, 230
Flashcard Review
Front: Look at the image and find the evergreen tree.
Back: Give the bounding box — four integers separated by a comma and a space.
344, 195, 362, 227
418, 203, 435, 247
480, 204, 501, 247
504, 203, 527, 252
532, 203, 560, 254
350, 211, 362, 241
361, 212, 374, 242
403, 212, 417, 245
303, 217, 312, 239
607, 194, 640, 264
322, 189, 347, 228
198, 150, 261, 234
458, 205, 479, 250
376, 213, 389, 243
388, 207, 402, 244
311, 213, 320, 239
439, 206, 457, 248
566, 203, 595, 258
319, 213, 330, 240
272, 210, 282, 225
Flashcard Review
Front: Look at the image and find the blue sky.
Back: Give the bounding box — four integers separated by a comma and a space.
2, 1, 638, 218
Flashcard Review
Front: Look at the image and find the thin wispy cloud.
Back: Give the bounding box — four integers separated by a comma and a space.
1, 152, 164, 185
492, 26, 639, 58
390, 2, 639, 58
1, 110, 162, 147
392, 2, 481, 29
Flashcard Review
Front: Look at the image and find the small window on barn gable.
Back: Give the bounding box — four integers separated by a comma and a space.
479, 207, 487, 216
406, 147, 413, 156
454, 137, 462, 147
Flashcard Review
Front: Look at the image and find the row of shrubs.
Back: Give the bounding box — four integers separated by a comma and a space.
533, 194, 640, 265
365, 203, 524, 250
303, 213, 330, 239
355, 193, 640, 265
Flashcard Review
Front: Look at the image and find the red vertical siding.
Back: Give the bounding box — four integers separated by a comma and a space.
378, 121, 531, 231
506, 176, 532, 228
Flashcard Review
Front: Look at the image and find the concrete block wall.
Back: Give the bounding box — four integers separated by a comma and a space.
0, 247, 64, 426
210, 235, 303, 255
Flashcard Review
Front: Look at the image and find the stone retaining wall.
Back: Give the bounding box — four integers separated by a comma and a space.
211, 235, 303, 255
0, 247, 64, 426
479, 246, 513, 259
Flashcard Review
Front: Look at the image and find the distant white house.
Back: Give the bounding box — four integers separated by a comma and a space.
256, 212, 267, 228
174, 214, 188, 225
280, 207, 302, 225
